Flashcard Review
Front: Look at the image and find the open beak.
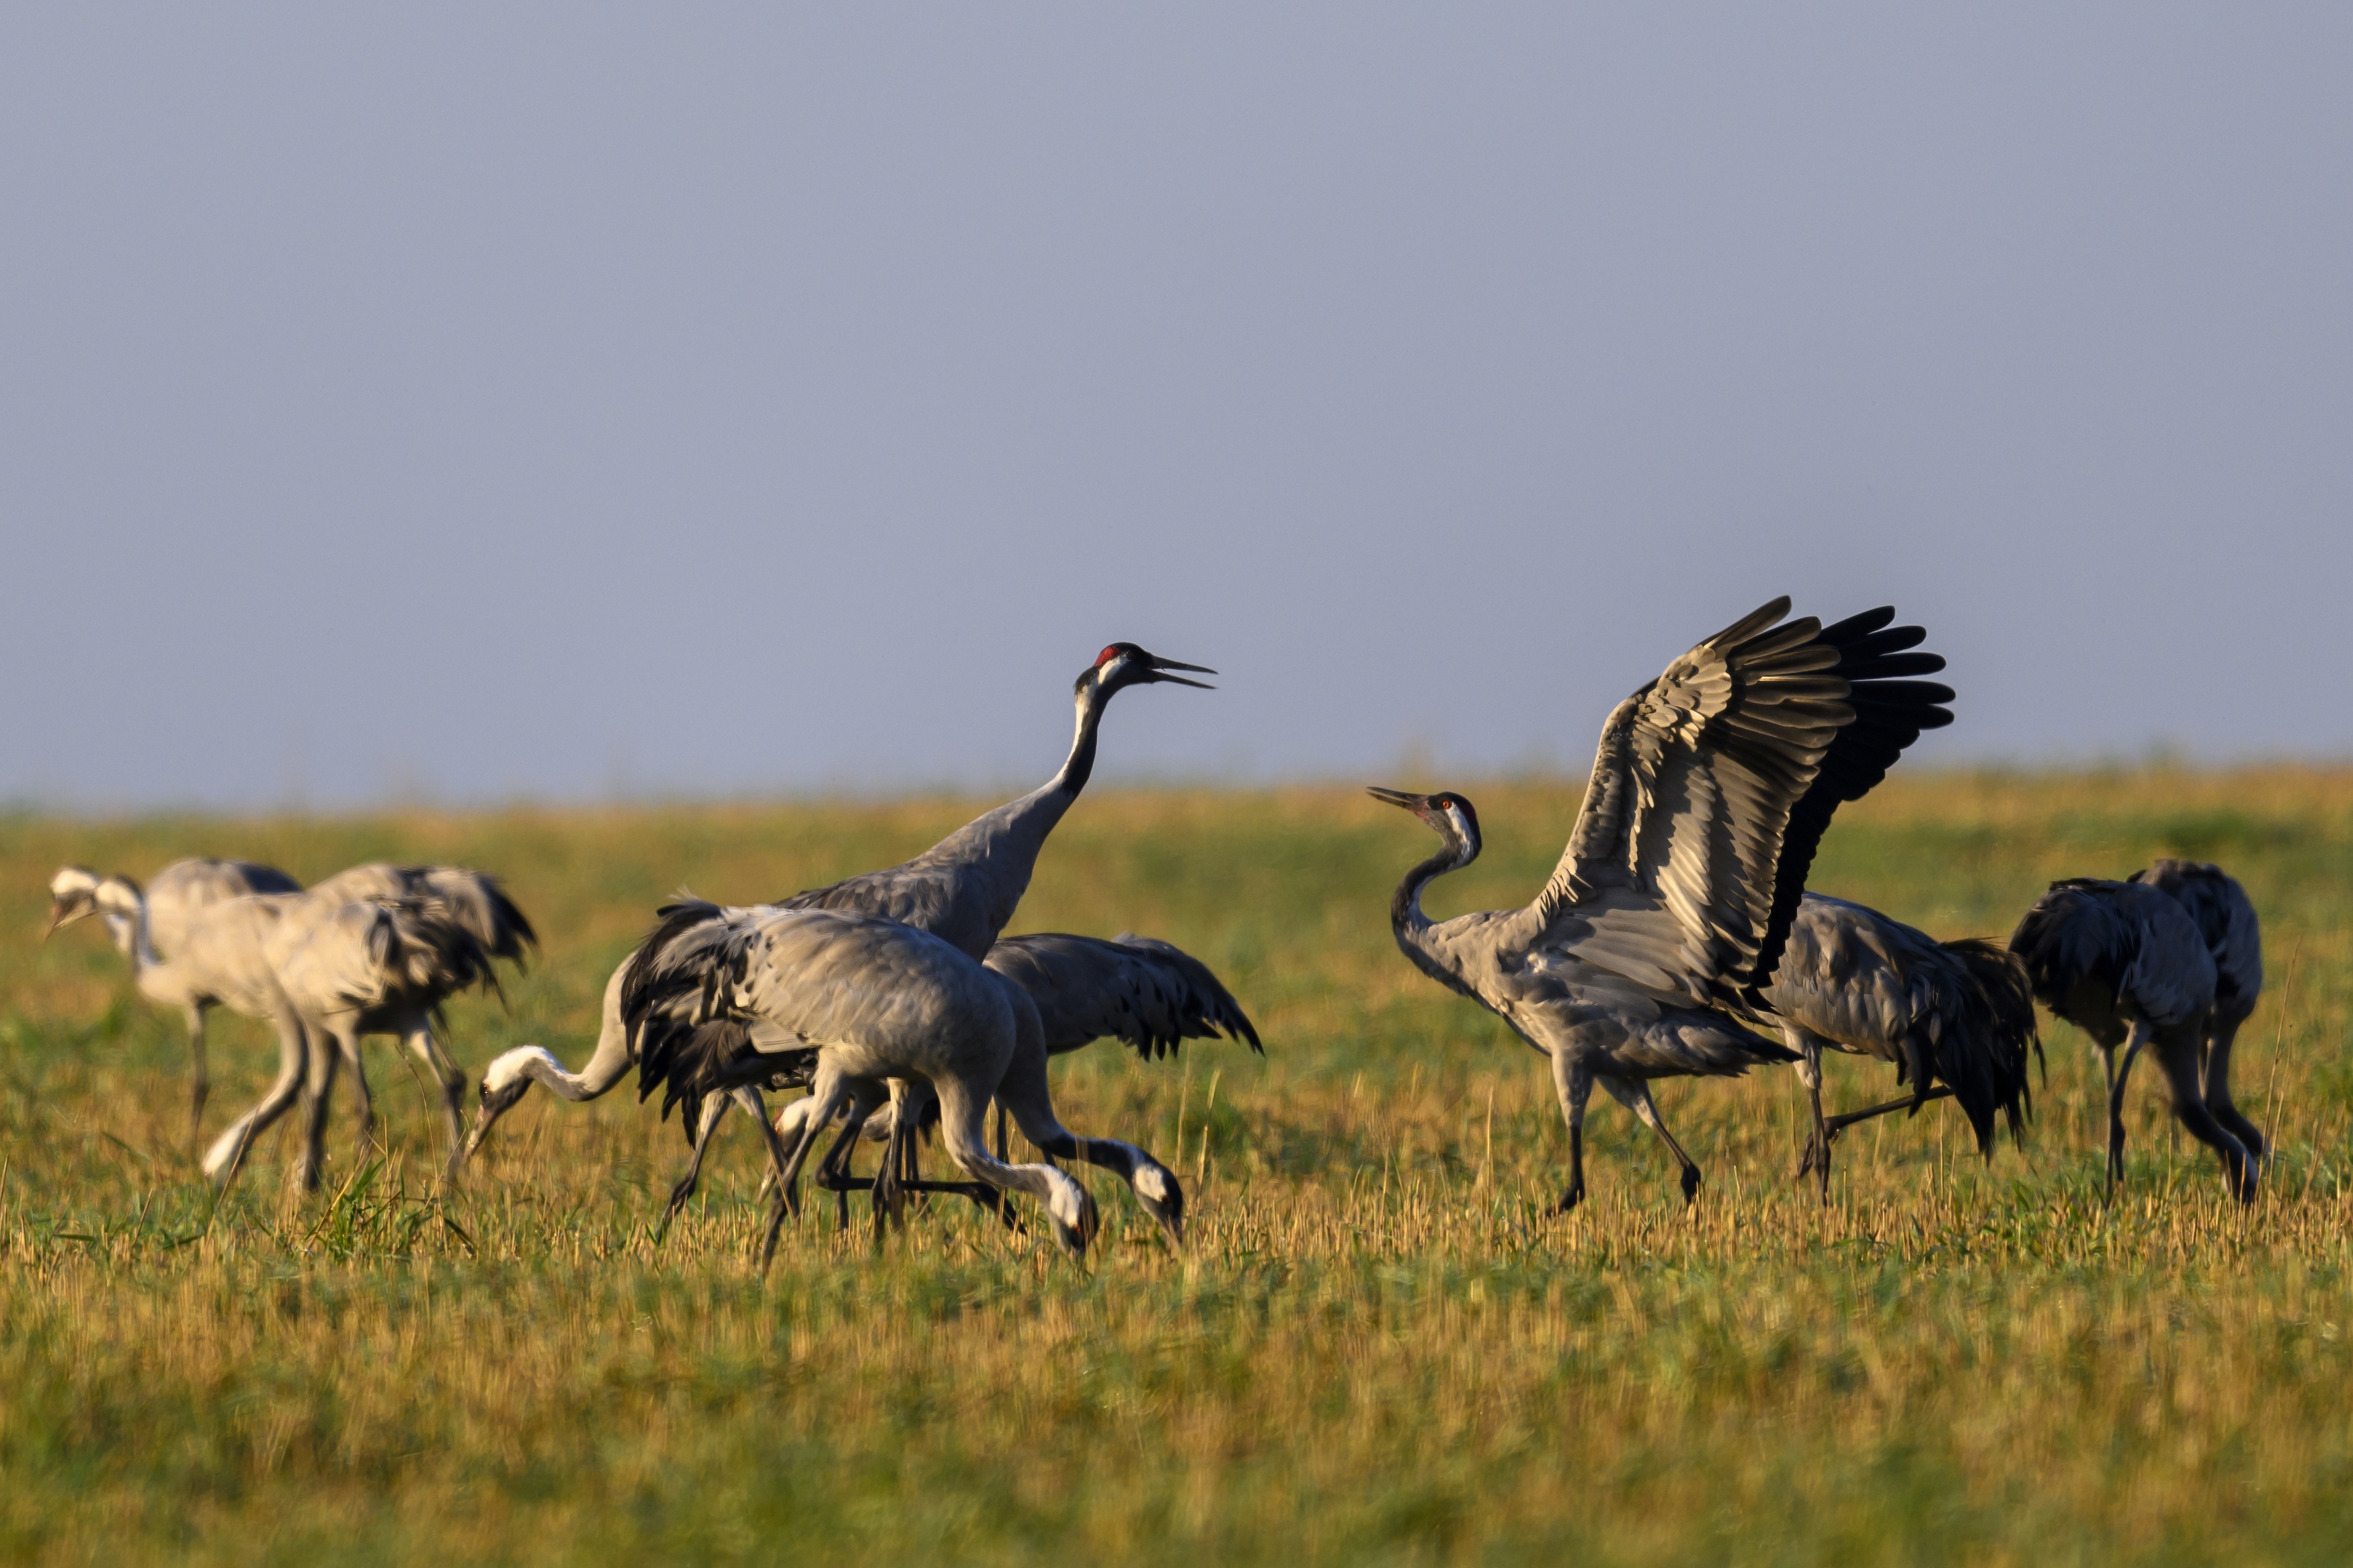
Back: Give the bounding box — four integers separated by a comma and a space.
42, 899, 87, 941
1365, 786, 1426, 813
1140, 653, 1217, 690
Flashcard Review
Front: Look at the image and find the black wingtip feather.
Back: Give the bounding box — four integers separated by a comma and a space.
1747, 612, 1954, 993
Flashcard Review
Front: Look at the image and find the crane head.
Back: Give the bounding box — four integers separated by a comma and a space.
44, 866, 103, 938
1366, 787, 1482, 854
1079, 643, 1216, 697
1130, 1157, 1186, 1249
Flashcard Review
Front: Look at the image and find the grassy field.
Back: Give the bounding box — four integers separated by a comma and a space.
2, 768, 2349, 1565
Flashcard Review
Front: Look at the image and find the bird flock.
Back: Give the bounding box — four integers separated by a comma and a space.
40, 610, 2271, 1264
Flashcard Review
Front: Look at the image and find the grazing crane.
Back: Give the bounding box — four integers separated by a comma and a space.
620, 901, 1187, 1264
47, 859, 532, 1149
746, 930, 1261, 1226
2130, 858, 2265, 1162
58, 876, 313, 1179
48, 858, 303, 1134
461, 641, 1213, 1175
79, 876, 503, 1189
1370, 599, 1954, 1210
2009, 877, 2254, 1200
1763, 893, 2038, 1200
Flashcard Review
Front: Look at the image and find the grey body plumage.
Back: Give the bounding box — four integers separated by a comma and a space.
1763, 893, 2038, 1198
619, 901, 1186, 1264
1371, 598, 1954, 1210
47, 858, 304, 1134
2009, 876, 2254, 1200
2129, 858, 2266, 1161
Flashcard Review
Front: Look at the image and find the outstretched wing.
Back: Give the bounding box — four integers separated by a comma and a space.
985, 932, 1262, 1060
1536, 599, 1953, 1005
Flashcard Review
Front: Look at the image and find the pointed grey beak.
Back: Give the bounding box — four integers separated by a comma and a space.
1365, 786, 1423, 811
1142, 654, 1216, 690
42, 899, 85, 941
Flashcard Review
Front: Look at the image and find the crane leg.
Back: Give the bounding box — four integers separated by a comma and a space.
994, 1101, 1009, 1163
201, 1010, 313, 1192
1548, 1055, 1593, 1214
402, 1022, 467, 1176
1606, 1076, 1702, 1204
814, 1095, 885, 1233
295, 1028, 344, 1194
1821, 1086, 1956, 1141
333, 1032, 375, 1159
2104, 1028, 2147, 1194
2200, 1013, 2266, 1164
2152, 1024, 2258, 1203
762, 1077, 863, 1272
185, 1004, 210, 1146
659, 1093, 735, 1238
1791, 1034, 1831, 1202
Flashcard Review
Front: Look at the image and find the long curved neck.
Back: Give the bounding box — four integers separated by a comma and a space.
1041, 1129, 1148, 1182
1038, 680, 1109, 809
1391, 835, 1475, 937
502, 1044, 627, 1102
1390, 835, 1484, 991
908, 682, 1114, 948
107, 895, 164, 985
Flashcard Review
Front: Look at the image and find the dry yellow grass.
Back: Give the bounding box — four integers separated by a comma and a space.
1, 769, 2348, 1563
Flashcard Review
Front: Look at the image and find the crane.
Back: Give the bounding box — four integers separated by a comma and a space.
2130, 858, 2264, 1164
72, 875, 501, 1190
1369, 598, 1954, 1210
47, 858, 303, 1134
619, 901, 1187, 1264
47, 859, 532, 1152
461, 641, 1213, 1175
2009, 877, 2253, 1200
719, 929, 1261, 1229
1762, 893, 2038, 1200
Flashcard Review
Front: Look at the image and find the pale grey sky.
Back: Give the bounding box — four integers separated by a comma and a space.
3, 7, 2347, 809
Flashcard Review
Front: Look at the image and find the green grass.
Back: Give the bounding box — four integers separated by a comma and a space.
2, 768, 2350, 1565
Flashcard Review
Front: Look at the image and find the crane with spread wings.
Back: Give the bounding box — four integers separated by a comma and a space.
1370, 598, 1954, 1209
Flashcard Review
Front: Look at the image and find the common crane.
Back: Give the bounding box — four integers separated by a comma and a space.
48, 858, 303, 1135
1370, 599, 1954, 1210
2130, 858, 2264, 1163
620, 901, 1187, 1265
2009, 877, 2253, 1200
77, 876, 500, 1190
48, 860, 532, 1153
462, 641, 1213, 1176
1763, 893, 2038, 1200
734, 930, 1262, 1228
